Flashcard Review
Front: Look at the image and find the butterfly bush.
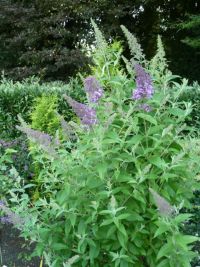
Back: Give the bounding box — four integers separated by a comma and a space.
84, 76, 104, 103
64, 95, 98, 126
3, 26, 200, 267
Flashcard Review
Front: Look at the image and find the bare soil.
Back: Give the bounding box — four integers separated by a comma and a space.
0, 224, 41, 267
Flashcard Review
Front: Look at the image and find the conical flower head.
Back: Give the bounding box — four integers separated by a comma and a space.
149, 188, 174, 217
64, 95, 97, 126
84, 76, 103, 103
132, 64, 154, 100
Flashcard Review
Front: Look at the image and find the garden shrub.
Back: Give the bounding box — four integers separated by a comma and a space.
28, 95, 61, 199
1, 23, 200, 267
31, 95, 61, 136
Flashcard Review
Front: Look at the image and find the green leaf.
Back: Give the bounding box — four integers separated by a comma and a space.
106, 225, 116, 237
86, 176, 104, 188
156, 259, 170, 267
96, 162, 108, 179
35, 243, 45, 256
176, 235, 199, 245
125, 135, 143, 145
132, 189, 146, 204
174, 214, 192, 224
89, 243, 100, 260
99, 210, 113, 215
168, 108, 185, 117
113, 217, 120, 228
69, 213, 77, 227
137, 113, 157, 125
148, 156, 167, 169
154, 223, 170, 238
118, 223, 127, 237
51, 243, 67, 251
117, 231, 127, 249
78, 220, 86, 235
157, 243, 171, 260
117, 213, 132, 220
56, 188, 70, 205
100, 219, 113, 226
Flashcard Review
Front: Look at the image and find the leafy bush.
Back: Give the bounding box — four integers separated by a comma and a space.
183, 190, 200, 267
28, 95, 61, 199
2, 24, 200, 267
31, 95, 61, 136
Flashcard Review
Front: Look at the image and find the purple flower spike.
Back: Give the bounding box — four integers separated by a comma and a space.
84, 76, 103, 103
0, 200, 5, 207
64, 95, 98, 126
1, 215, 12, 224
138, 104, 151, 112
0, 201, 24, 226
132, 64, 154, 100
16, 125, 56, 156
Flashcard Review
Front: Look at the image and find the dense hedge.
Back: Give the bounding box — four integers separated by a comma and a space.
179, 82, 200, 134
177, 82, 200, 266
0, 77, 85, 139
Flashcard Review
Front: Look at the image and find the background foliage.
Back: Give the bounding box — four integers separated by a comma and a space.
0, 0, 199, 81
0, 76, 85, 139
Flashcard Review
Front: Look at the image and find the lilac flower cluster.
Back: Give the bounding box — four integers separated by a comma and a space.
16, 125, 52, 146
61, 118, 76, 140
16, 125, 56, 155
84, 76, 103, 103
64, 95, 97, 126
149, 188, 174, 217
0, 200, 24, 225
132, 64, 154, 100
138, 103, 151, 112
0, 139, 19, 148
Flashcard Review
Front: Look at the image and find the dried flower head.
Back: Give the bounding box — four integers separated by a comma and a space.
16, 124, 56, 156
84, 76, 103, 103
132, 64, 154, 100
60, 118, 76, 141
0, 139, 19, 148
16, 115, 58, 156
63, 255, 80, 267
0, 200, 24, 226
138, 103, 151, 112
149, 188, 174, 216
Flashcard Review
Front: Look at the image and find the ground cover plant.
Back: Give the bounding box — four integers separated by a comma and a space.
1, 23, 200, 267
